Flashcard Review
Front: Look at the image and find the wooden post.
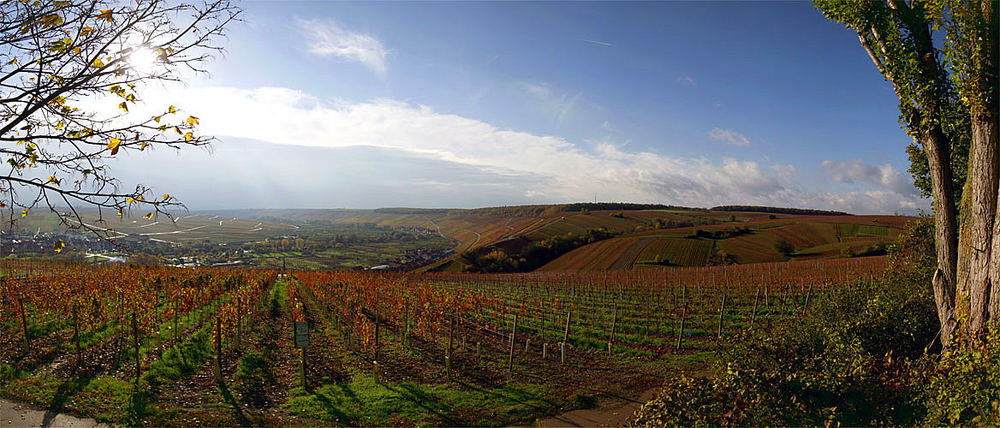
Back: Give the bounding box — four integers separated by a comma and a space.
676, 284, 687, 349
17, 292, 29, 355
73, 305, 81, 371
300, 347, 307, 390
717, 291, 727, 339
750, 288, 760, 327
133, 311, 141, 383
801, 283, 813, 317
446, 316, 454, 379
508, 314, 518, 374
524, 338, 530, 353
214, 316, 223, 384
542, 342, 548, 359
374, 313, 380, 363
403, 304, 410, 346
608, 306, 617, 353
173, 301, 179, 349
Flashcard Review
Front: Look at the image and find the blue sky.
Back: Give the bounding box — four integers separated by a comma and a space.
114, 1, 927, 213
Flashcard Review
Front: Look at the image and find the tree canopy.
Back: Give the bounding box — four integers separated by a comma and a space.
0, 0, 239, 240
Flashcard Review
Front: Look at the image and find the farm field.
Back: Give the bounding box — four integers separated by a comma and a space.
539, 213, 911, 271
1, 256, 887, 426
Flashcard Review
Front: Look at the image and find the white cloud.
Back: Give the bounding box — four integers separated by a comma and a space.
122, 85, 925, 213
709, 128, 752, 147
297, 18, 388, 77
821, 159, 915, 195
675, 75, 696, 86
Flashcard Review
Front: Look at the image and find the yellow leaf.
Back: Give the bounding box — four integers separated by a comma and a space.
46, 175, 59, 185
162, 194, 170, 200
116, 210, 123, 217
118, 101, 128, 112
184, 132, 193, 142
186, 116, 199, 126
21, 209, 28, 217
107, 137, 121, 155
97, 9, 113, 22
167, 105, 176, 114
54, 239, 64, 253
144, 212, 153, 219
126, 198, 135, 204
153, 115, 161, 123
91, 57, 104, 68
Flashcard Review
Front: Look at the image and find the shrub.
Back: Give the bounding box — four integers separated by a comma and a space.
774, 239, 795, 255
630, 218, 941, 427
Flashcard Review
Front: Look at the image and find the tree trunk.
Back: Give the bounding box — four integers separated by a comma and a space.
958, 112, 999, 336
923, 130, 961, 347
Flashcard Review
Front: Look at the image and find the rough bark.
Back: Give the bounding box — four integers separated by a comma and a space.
958, 114, 998, 334
923, 129, 960, 343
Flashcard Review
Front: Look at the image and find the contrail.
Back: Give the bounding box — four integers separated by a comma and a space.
575, 38, 613, 47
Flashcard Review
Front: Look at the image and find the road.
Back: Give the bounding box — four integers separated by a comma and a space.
0, 399, 106, 428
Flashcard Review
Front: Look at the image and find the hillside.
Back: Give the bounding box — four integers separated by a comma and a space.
409, 207, 914, 273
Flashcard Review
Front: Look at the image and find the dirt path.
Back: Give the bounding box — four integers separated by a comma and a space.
516, 387, 658, 428
0, 399, 107, 428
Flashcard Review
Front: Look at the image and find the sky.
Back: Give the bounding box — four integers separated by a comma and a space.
109, 1, 928, 214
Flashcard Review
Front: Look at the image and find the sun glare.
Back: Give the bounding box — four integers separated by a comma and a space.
128, 47, 157, 75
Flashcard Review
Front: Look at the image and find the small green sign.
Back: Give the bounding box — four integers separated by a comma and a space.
294, 321, 309, 348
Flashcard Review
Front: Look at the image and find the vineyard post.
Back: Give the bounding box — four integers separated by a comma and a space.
644, 302, 650, 338
763, 273, 770, 308
801, 283, 813, 317
446, 315, 454, 380
214, 316, 223, 385
561, 311, 571, 364
676, 284, 687, 349
300, 347, 307, 391
73, 304, 81, 371
402, 303, 409, 346
16, 290, 29, 355
780, 284, 789, 315
133, 311, 141, 383
542, 342, 547, 359
524, 337, 530, 353
608, 305, 617, 354
750, 288, 760, 328
172, 300, 179, 349
508, 314, 518, 375
374, 313, 380, 363
717, 290, 727, 339
237, 299, 243, 352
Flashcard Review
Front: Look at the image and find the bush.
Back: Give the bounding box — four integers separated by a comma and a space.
774, 239, 795, 255
923, 322, 1000, 425
630, 218, 942, 427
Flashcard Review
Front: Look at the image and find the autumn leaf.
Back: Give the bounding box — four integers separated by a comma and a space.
184, 132, 194, 142
21, 209, 28, 217
162, 194, 170, 200
144, 212, 154, 219
107, 137, 122, 155
91, 57, 104, 68
54, 239, 65, 253
46, 175, 60, 185
167, 105, 176, 114
97, 9, 113, 22
186, 116, 199, 126
118, 101, 128, 112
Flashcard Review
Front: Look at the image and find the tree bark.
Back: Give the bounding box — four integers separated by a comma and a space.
923, 129, 960, 344
957, 113, 998, 335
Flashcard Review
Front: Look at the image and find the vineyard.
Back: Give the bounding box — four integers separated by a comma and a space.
1, 256, 888, 426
